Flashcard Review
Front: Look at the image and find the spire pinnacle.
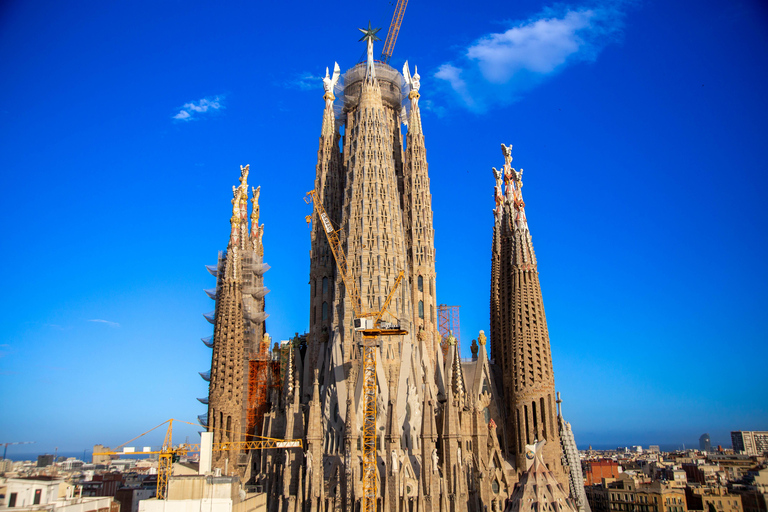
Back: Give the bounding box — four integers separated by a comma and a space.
250, 185, 264, 254
229, 165, 250, 248
358, 21, 381, 80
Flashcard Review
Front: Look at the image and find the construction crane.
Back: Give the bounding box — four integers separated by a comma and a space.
1, 441, 35, 460
380, 0, 410, 64
305, 190, 407, 512
93, 419, 301, 500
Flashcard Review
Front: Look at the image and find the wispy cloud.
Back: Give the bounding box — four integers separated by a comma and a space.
435, 1, 629, 113
88, 319, 120, 328
172, 95, 225, 122
283, 72, 322, 91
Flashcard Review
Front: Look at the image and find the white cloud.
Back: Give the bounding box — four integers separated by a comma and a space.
172, 95, 225, 122
435, 2, 628, 113
88, 319, 120, 328
284, 72, 322, 91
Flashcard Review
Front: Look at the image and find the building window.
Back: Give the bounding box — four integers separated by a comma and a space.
418, 301, 424, 319
322, 302, 328, 321
34, 490, 41, 505
418, 275, 423, 292
9, 493, 16, 508
322, 277, 328, 295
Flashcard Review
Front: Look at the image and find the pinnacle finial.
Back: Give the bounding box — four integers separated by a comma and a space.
359, 21, 381, 80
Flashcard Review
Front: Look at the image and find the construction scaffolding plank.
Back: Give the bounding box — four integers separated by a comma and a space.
437, 304, 460, 357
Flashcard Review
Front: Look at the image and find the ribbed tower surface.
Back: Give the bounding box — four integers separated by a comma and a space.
490, 145, 568, 487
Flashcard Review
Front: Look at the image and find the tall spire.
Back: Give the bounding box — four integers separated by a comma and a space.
402, 61, 439, 358
358, 21, 381, 80
250, 185, 264, 255
229, 164, 250, 251
490, 143, 567, 487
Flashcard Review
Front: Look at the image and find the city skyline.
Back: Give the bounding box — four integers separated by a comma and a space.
1, 0, 767, 454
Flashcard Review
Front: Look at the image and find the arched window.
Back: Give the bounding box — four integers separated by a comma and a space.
418, 300, 424, 319
417, 275, 423, 292
322, 277, 328, 295
322, 301, 328, 321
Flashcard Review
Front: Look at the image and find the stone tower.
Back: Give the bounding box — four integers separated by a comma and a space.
201, 164, 269, 477
490, 144, 567, 485
401, 63, 439, 356
261, 31, 517, 512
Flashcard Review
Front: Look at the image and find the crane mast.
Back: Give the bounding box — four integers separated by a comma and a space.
93, 419, 301, 500
380, 0, 409, 64
305, 190, 407, 512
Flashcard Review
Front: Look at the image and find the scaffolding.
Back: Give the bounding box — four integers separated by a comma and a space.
247, 337, 281, 440
437, 304, 460, 356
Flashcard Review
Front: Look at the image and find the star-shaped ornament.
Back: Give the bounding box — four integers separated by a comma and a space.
358, 21, 382, 43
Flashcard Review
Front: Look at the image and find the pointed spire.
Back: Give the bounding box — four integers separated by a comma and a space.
499, 144, 537, 269
229, 164, 250, 250
421, 380, 437, 441
403, 61, 423, 134
322, 62, 341, 106
358, 22, 381, 81
250, 185, 264, 254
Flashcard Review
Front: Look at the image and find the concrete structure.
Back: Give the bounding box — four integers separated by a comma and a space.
586, 461, 623, 486
505, 440, 578, 512
731, 433, 768, 457
585, 475, 687, 512
558, 395, 591, 512
685, 487, 743, 512
489, 142, 568, 486
138, 475, 266, 512
195, 30, 585, 512
0, 477, 117, 512
201, 164, 272, 478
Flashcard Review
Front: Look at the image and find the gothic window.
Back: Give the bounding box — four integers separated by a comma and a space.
483, 407, 491, 424
430, 305, 434, 322
322, 277, 328, 295
418, 275, 423, 292
492, 478, 500, 493
322, 302, 328, 321
418, 300, 424, 319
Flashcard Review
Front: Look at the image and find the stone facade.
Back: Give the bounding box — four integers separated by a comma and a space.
199, 37, 583, 512
489, 144, 567, 486
202, 164, 269, 478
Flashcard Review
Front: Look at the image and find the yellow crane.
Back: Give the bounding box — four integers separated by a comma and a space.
305, 190, 407, 512
93, 419, 302, 500
380, 0, 410, 64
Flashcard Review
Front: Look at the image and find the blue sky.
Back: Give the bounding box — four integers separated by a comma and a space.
1, 0, 767, 456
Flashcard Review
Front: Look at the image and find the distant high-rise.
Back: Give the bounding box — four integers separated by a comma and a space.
700, 433, 712, 453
